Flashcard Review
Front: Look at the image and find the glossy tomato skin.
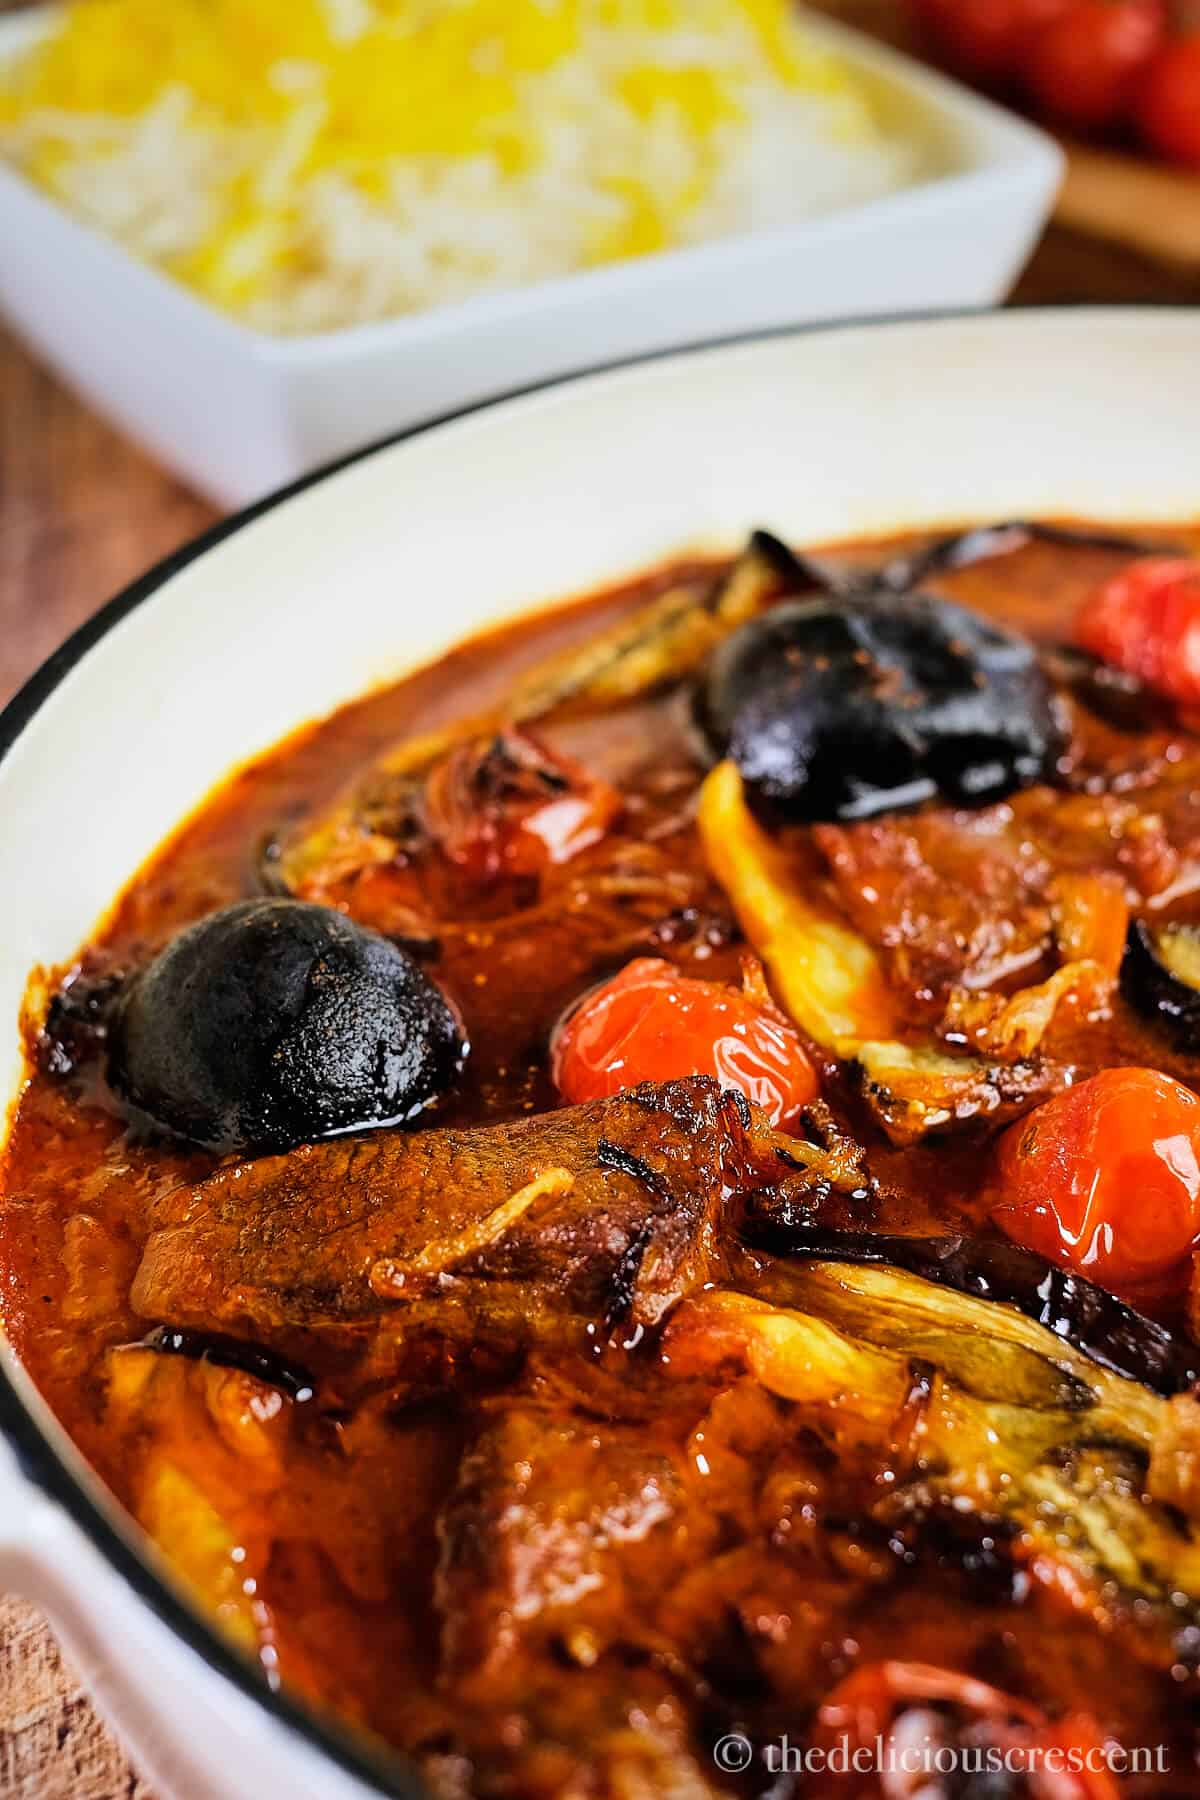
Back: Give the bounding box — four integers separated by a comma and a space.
994, 1067, 1200, 1295
907, 0, 1070, 80
1075, 557, 1200, 705
1138, 35, 1200, 167
551, 957, 817, 1127
1025, 0, 1167, 131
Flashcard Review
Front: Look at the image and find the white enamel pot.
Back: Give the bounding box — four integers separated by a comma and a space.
1, 310, 1198, 1798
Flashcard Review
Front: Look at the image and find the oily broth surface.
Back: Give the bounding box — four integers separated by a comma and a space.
4, 528, 1200, 1770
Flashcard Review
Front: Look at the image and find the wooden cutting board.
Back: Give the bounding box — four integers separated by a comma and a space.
1055, 139, 1200, 273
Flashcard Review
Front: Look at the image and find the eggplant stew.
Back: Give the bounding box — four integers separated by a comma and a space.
7, 524, 1200, 1796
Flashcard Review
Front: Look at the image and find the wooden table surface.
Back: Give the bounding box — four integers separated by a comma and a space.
0, 337, 214, 1800
2, 5, 1200, 1791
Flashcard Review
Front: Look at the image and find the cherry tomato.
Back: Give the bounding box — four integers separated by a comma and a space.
1075, 556, 1200, 706
1025, 0, 1167, 130
994, 1067, 1200, 1294
423, 729, 621, 883
907, 0, 1071, 81
1138, 34, 1200, 167
551, 957, 817, 1127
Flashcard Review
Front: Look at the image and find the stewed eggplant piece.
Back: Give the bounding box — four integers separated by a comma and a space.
742, 1219, 1200, 1398
700, 586, 1067, 825
664, 1270, 1200, 1660
108, 898, 466, 1152
137, 1326, 316, 1402
1122, 917, 1200, 1049
861, 518, 1175, 594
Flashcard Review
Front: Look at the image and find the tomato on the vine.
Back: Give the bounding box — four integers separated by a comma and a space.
1138, 34, 1200, 167
906, 0, 1071, 80
1025, 0, 1167, 130
910, 0, 1196, 165
551, 957, 817, 1127
1075, 556, 1200, 706
993, 1067, 1200, 1295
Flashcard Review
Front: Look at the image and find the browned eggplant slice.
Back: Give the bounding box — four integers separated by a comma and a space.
697, 759, 1081, 1143
1122, 916, 1200, 1050
741, 1220, 1200, 1397
137, 1326, 317, 1402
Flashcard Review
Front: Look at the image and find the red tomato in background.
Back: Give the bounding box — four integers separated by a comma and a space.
993, 1067, 1200, 1295
1138, 34, 1200, 166
1075, 556, 1200, 706
552, 957, 817, 1127
907, 0, 1071, 80
1025, 0, 1167, 130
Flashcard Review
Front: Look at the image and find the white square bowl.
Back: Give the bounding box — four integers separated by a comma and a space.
0, 10, 1062, 508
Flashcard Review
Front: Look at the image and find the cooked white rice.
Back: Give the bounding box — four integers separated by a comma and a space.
0, 1, 932, 336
